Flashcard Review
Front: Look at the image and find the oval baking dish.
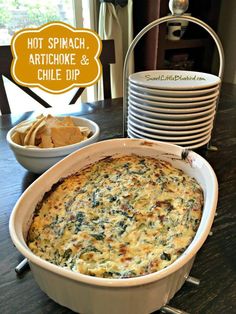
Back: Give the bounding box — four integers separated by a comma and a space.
9, 138, 218, 314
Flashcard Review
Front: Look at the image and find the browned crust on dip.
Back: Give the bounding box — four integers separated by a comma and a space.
28, 155, 203, 279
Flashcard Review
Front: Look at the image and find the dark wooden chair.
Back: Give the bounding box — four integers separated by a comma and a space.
69, 39, 115, 104
0, 40, 115, 114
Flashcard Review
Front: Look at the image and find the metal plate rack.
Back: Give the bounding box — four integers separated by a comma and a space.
123, 0, 224, 151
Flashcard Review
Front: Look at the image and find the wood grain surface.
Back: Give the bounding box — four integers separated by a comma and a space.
0, 86, 235, 314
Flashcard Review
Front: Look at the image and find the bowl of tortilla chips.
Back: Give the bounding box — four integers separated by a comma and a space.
6, 115, 100, 174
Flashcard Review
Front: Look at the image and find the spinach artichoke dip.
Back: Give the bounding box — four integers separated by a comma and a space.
28, 155, 203, 279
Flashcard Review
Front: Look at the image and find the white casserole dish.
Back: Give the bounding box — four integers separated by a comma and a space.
9, 138, 218, 314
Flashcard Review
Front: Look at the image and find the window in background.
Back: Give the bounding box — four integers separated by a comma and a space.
0, 0, 75, 45
0, 0, 87, 114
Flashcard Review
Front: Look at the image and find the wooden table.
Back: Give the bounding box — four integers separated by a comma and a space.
0, 86, 235, 314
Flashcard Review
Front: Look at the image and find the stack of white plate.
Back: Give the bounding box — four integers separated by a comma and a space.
127, 70, 221, 149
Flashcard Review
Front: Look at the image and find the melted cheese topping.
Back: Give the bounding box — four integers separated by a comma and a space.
28, 155, 203, 278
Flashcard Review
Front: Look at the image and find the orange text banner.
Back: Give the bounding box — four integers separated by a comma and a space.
11, 22, 102, 94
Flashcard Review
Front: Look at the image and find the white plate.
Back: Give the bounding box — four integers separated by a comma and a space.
129, 88, 219, 103
128, 119, 212, 138
127, 126, 211, 144
127, 129, 211, 149
185, 136, 211, 149
128, 106, 216, 126
129, 98, 216, 114
128, 93, 218, 108
128, 111, 214, 130
129, 81, 220, 97
128, 126, 211, 145
129, 70, 221, 90
128, 122, 212, 141
128, 115, 213, 135
129, 103, 216, 120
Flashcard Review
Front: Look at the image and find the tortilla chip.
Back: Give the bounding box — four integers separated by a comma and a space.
11, 114, 91, 148
23, 117, 46, 146
28, 119, 46, 146
80, 126, 91, 138
51, 126, 83, 147
19, 133, 26, 145
11, 132, 22, 145
36, 123, 52, 147
13, 120, 34, 134
39, 134, 54, 148
45, 115, 64, 128
62, 116, 75, 126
